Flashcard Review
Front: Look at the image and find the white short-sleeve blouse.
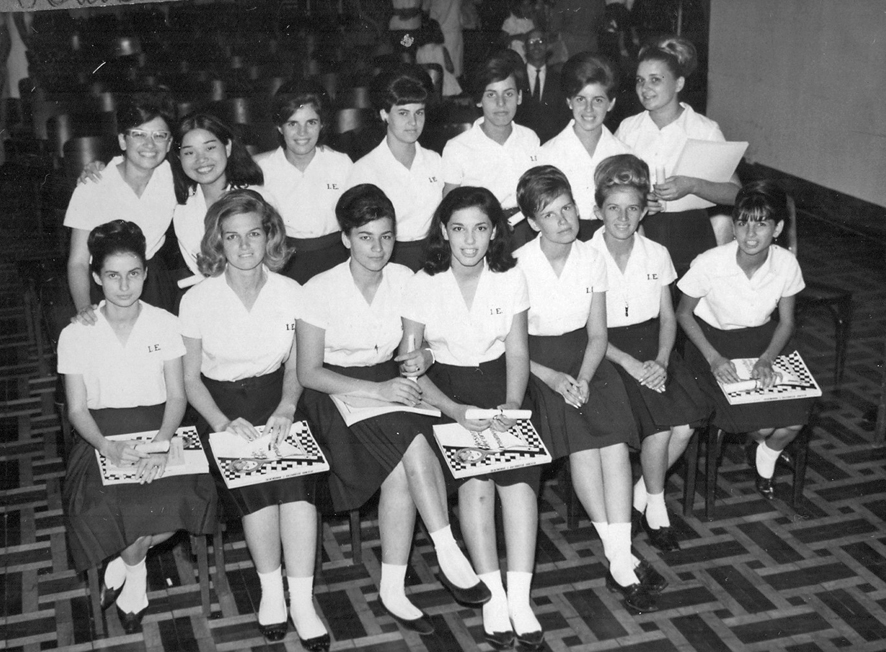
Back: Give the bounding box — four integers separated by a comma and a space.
57, 301, 185, 410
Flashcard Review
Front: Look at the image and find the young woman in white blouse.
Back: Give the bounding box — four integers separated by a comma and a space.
65, 95, 178, 321
256, 80, 353, 284
296, 184, 488, 636
59, 221, 216, 634
616, 36, 740, 273
401, 187, 542, 650
180, 190, 328, 650
539, 53, 634, 241
171, 113, 266, 282
346, 65, 443, 272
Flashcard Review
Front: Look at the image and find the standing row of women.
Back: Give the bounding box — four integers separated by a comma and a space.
59, 32, 813, 650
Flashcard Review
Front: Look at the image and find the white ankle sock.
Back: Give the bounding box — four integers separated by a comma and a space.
633, 477, 648, 512
429, 525, 480, 589
479, 571, 511, 634
287, 575, 327, 640
645, 491, 670, 529
592, 521, 610, 559
116, 558, 148, 614
756, 442, 781, 479
379, 563, 423, 620
104, 556, 125, 590
608, 523, 639, 587
257, 567, 286, 626
506, 571, 541, 636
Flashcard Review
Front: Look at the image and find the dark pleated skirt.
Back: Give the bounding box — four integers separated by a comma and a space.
283, 233, 350, 285
299, 359, 437, 512
427, 355, 541, 491
683, 319, 815, 432
641, 208, 716, 275
607, 319, 713, 439
391, 237, 430, 273
199, 368, 318, 517
62, 404, 218, 573
528, 328, 640, 459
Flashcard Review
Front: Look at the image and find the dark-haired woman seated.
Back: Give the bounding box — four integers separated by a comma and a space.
59, 220, 217, 634
180, 190, 328, 650
256, 80, 353, 284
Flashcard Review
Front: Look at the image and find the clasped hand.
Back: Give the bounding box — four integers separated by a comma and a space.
548, 372, 588, 409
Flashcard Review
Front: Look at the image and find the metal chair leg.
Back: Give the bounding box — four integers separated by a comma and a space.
683, 429, 699, 517
87, 565, 105, 637
791, 425, 810, 507
705, 427, 724, 521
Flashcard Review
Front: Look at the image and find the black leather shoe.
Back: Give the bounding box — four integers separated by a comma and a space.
483, 629, 516, 649
605, 572, 659, 613
381, 601, 435, 635
630, 507, 644, 539
641, 514, 680, 552
437, 573, 492, 606
100, 579, 124, 611
258, 619, 288, 642
755, 474, 776, 500
777, 450, 795, 471
634, 559, 668, 594
298, 632, 331, 652
115, 604, 148, 634
514, 628, 545, 650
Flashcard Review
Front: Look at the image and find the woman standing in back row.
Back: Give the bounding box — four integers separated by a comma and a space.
616, 35, 740, 273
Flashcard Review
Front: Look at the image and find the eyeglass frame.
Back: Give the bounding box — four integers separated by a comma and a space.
126, 128, 172, 144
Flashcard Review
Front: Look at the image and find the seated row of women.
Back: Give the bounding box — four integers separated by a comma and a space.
59, 154, 813, 650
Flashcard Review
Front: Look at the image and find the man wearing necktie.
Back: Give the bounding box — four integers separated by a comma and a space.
516, 29, 570, 144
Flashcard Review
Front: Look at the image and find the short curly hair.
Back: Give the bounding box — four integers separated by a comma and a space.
198, 189, 292, 277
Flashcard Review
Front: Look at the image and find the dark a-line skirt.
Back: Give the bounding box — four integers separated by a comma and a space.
641, 208, 716, 275
299, 359, 437, 513
683, 318, 815, 432
427, 355, 541, 491
199, 367, 319, 517
283, 232, 350, 285
63, 403, 218, 573
528, 328, 640, 459
607, 318, 713, 440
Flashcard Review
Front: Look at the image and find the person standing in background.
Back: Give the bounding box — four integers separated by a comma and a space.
555, 0, 605, 60
515, 28, 570, 144
428, 0, 464, 79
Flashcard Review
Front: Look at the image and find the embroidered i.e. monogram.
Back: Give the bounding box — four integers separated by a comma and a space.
327, 183, 339, 190
429, 176, 438, 183
147, 343, 161, 353
286, 322, 296, 331
489, 307, 503, 315
647, 273, 658, 280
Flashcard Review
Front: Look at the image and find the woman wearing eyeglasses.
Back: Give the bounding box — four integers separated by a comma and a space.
65, 95, 178, 322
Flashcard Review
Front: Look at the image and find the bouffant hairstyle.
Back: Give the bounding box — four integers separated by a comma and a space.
517, 165, 574, 221
336, 184, 397, 235
423, 186, 516, 275
198, 189, 291, 277
469, 52, 523, 104
732, 180, 788, 225
593, 154, 650, 207
370, 63, 433, 112
88, 220, 147, 276
272, 79, 332, 147
637, 34, 698, 79
560, 51, 620, 100
172, 113, 264, 204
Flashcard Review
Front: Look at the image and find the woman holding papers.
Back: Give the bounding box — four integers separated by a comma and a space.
180, 191, 328, 649
58, 221, 216, 634
297, 184, 488, 636
616, 35, 740, 272
513, 165, 666, 615
401, 187, 543, 651
677, 181, 813, 501
586, 156, 711, 554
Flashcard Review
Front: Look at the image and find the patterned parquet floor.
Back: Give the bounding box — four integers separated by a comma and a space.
2, 179, 885, 651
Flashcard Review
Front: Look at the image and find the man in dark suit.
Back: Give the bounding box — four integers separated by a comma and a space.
515, 28, 571, 144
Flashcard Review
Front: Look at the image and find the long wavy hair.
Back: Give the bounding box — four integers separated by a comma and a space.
198, 189, 291, 277
423, 186, 516, 275
172, 113, 264, 204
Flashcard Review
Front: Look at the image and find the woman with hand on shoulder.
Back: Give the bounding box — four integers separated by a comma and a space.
346, 64, 443, 272
539, 52, 634, 241
401, 187, 543, 650
297, 184, 487, 636
180, 190, 328, 650
59, 221, 216, 634
616, 36, 740, 272
255, 80, 353, 285
172, 113, 267, 281
65, 95, 178, 321
587, 155, 711, 553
